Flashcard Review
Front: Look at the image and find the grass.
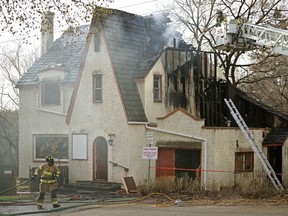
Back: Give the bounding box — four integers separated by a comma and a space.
137, 173, 279, 199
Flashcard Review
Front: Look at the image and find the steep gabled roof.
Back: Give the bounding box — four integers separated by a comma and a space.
19, 8, 176, 123
16, 25, 90, 86
99, 10, 172, 122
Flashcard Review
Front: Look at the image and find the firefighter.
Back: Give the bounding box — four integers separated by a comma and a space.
32, 156, 61, 209
216, 10, 227, 27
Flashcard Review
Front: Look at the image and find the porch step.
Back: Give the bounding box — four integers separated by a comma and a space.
59, 180, 123, 194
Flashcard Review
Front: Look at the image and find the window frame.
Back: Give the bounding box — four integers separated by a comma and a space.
33, 134, 68, 162
93, 74, 102, 103
41, 80, 61, 106
235, 152, 254, 173
153, 75, 162, 102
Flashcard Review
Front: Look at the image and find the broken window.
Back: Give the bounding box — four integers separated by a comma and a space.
153, 75, 162, 102
235, 152, 254, 172
93, 74, 102, 103
42, 80, 60, 106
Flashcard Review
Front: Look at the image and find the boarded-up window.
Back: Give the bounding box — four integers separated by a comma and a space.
153, 75, 162, 102
93, 74, 102, 103
235, 152, 254, 172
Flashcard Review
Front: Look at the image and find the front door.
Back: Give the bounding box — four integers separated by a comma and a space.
93, 136, 108, 181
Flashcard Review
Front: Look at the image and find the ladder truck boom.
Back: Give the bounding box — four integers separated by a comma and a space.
215, 19, 288, 56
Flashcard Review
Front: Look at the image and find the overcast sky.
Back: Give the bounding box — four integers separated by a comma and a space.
0, 0, 168, 48
0, 0, 170, 109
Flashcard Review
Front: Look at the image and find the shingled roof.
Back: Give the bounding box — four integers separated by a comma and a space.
263, 128, 288, 145
100, 10, 170, 122
16, 25, 90, 86
17, 9, 176, 122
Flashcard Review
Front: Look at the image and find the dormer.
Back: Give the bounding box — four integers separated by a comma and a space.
37, 64, 67, 114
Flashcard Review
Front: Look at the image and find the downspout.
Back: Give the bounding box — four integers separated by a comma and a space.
145, 124, 208, 190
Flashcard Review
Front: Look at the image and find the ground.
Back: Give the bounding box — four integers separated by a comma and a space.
1, 192, 288, 215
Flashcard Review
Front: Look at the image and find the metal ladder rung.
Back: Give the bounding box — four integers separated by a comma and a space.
224, 98, 284, 191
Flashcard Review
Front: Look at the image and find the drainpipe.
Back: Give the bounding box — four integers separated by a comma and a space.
145, 124, 208, 190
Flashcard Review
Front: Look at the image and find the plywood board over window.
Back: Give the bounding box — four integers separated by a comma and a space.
72, 134, 88, 160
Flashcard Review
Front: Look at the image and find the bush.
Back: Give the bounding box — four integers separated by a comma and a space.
234, 172, 277, 198
137, 173, 280, 199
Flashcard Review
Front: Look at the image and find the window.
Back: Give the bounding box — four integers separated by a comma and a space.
94, 33, 100, 52
93, 74, 102, 103
153, 75, 162, 102
235, 152, 254, 172
34, 135, 68, 160
42, 81, 60, 105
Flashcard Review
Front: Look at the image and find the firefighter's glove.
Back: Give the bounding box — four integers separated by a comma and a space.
52, 173, 58, 180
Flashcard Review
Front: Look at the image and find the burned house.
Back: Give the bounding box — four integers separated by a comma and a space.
16, 8, 288, 190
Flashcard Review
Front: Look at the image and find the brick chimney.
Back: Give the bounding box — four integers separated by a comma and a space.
41, 11, 55, 56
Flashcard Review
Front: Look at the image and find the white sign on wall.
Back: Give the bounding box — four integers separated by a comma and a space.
142, 147, 158, 160
146, 131, 154, 146
72, 134, 88, 160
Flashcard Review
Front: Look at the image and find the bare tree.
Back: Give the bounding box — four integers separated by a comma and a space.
166, 0, 287, 86
0, 42, 37, 171
0, 0, 113, 41
0, 111, 18, 170
0, 42, 38, 110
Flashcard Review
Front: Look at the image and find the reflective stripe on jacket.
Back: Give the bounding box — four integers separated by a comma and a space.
34, 163, 60, 183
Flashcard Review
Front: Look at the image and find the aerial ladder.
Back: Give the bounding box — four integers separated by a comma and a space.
215, 19, 287, 191
215, 19, 288, 55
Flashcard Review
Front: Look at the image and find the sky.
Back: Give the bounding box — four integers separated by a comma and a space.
0, 0, 171, 109
0, 0, 168, 48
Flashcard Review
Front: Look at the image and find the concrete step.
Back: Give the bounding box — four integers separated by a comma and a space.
59, 181, 122, 194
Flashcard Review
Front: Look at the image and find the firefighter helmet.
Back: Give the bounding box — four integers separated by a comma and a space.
45, 156, 54, 165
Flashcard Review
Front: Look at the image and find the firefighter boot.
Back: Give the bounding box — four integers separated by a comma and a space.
51, 190, 60, 208
53, 203, 61, 208
37, 192, 45, 209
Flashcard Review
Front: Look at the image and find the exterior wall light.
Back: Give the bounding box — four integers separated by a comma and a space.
108, 134, 115, 146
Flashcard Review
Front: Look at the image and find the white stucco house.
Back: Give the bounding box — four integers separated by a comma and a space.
16, 8, 288, 190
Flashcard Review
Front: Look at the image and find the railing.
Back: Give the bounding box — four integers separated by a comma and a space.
109, 161, 129, 172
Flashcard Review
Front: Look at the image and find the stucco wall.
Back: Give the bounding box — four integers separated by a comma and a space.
207, 128, 265, 189
18, 86, 70, 179
142, 59, 167, 122
147, 110, 269, 190
67, 23, 133, 183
